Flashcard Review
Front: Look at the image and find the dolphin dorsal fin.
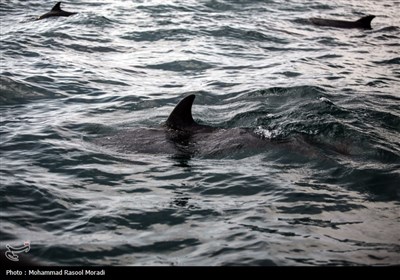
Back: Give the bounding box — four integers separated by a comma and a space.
356, 15, 375, 29
51, 2, 62, 12
166, 95, 197, 130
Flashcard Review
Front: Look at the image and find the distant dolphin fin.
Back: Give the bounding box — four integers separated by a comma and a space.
37, 1, 76, 20
166, 95, 197, 130
355, 15, 375, 29
51, 2, 62, 12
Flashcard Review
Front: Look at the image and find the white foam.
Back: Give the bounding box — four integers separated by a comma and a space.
254, 126, 279, 139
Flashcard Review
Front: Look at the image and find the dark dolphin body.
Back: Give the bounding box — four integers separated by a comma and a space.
92, 95, 347, 160
37, 2, 77, 20
310, 15, 375, 29
93, 95, 276, 158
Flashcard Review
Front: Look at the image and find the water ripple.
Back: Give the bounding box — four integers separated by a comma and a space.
1, 0, 399, 266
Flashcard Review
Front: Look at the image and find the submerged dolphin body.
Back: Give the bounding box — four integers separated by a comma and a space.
310, 15, 375, 29
93, 95, 273, 158
37, 2, 77, 20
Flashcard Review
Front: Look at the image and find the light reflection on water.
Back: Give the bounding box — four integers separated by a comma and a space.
1, 0, 399, 266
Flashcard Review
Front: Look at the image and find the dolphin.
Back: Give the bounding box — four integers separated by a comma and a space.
92, 95, 345, 160
93, 95, 276, 158
37, 2, 77, 20
310, 15, 375, 29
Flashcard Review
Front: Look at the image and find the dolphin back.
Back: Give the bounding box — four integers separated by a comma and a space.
310, 15, 375, 29
37, 2, 77, 20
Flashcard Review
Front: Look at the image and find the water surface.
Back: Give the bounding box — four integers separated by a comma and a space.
1, 0, 399, 265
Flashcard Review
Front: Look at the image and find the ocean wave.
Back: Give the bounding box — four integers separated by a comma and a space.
0, 76, 60, 105
1, 0, 400, 266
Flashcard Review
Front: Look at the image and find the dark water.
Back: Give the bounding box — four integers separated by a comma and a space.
1, 0, 399, 266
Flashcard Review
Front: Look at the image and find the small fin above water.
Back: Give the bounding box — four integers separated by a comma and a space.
37, 2, 77, 20
51, 2, 62, 12
310, 14, 375, 29
166, 95, 197, 130
355, 15, 376, 29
